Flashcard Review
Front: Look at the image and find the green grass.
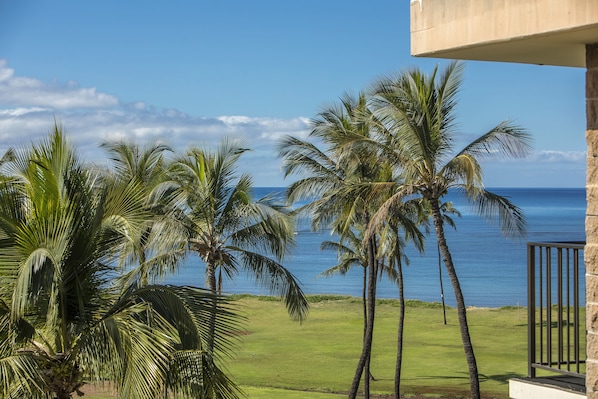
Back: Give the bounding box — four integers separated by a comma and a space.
85, 296, 551, 398
229, 296, 531, 398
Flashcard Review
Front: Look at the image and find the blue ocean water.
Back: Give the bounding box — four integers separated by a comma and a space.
165, 187, 586, 308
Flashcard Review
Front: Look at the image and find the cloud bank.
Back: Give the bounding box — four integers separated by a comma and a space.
0, 60, 586, 187
0, 60, 310, 186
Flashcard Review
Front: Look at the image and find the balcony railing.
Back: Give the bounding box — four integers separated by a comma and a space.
528, 241, 586, 378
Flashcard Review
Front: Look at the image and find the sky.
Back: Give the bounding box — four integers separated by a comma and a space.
0, 0, 587, 187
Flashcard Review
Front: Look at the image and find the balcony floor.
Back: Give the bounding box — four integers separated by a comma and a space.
510, 375, 585, 399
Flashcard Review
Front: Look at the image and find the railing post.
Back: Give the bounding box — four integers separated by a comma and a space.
528, 242, 536, 378
546, 246, 552, 370
557, 247, 563, 370
574, 247, 581, 374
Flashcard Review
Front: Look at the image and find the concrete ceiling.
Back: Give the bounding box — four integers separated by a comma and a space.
412, 23, 598, 68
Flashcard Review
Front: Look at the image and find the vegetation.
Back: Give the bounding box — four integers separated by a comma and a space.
368, 61, 531, 399
102, 140, 186, 290
278, 62, 531, 399
83, 296, 545, 399
279, 92, 388, 398
0, 128, 244, 399
280, 92, 427, 399
0, 62, 533, 399
168, 140, 309, 322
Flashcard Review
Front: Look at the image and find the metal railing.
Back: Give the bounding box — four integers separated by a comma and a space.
528, 241, 586, 378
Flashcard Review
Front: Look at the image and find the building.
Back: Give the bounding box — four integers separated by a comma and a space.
410, 1, 598, 398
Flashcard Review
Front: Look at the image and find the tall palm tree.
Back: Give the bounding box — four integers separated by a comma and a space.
369, 61, 531, 399
0, 125, 242, 399
280, 93, 380, 399
280, 92, 424, 398
374, 199, 426, 398
169, 139, 309, 322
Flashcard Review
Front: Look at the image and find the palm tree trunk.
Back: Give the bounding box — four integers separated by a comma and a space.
430, 199, 480, 399
205, 258, 218, 352
349, 236, 378, 399
394, 255, 405, 398
140, 251, 148, 287
362, 266, 367, 342
206, 260, 217, 292
362, 264, 372, 393
438, 244, 447, 325
364, 352, 371, 399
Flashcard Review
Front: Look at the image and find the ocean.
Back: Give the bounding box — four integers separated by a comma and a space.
165, 187, 586, 308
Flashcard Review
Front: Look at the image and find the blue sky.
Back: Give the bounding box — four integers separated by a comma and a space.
0, 0, 587, 187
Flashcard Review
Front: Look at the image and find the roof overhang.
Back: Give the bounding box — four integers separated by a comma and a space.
410, 0, 598, 68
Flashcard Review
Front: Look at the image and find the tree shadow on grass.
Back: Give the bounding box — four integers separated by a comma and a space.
409, 372, 522, 384
384, 372, 521, 399
484, 372, 524, 385
403, 372, 470, 382
403, 371, 521, 385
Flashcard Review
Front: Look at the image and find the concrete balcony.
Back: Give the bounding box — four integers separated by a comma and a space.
410, 0, 598, 67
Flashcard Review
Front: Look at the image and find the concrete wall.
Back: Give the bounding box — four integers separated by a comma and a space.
411, 0, 598, 67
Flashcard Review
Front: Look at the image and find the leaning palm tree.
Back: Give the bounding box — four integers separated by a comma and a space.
369, 61, 531, 399
168, 139, 308, 322
0, 125, 242, 399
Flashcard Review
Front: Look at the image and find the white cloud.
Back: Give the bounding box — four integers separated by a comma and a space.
0, 60, 118, 109
0, 107, 49, 117
531, 150, 586, 163
0, 60, 310, 186
0, 61, 14, 82
0, 60, 586, 188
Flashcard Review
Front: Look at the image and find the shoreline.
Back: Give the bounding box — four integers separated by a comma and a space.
227, 293, 536, 310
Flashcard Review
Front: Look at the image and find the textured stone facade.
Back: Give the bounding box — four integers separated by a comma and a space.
587, 42, 598, 399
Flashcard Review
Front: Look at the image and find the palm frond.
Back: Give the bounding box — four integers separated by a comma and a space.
127, 285, 243, 358
0, 352, 44, 398
237, 250, 309, 322
457, 120, 533, 160
468, 189, 527, 239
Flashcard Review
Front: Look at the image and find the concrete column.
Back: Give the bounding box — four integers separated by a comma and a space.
586, 42, 598, 399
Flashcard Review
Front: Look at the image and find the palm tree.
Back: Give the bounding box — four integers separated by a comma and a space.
0, 125, 242, 399
168, 139, 309, 322
369, 61, 531, 399
101, 140, 187, 289
374, 199, 427, 398
279, 93, 380, 399
280, 92, 425, 398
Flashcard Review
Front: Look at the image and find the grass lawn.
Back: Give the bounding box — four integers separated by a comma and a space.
85, 295, 564, 399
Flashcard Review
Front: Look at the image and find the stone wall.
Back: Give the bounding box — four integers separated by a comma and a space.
586, 42, 598, 399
